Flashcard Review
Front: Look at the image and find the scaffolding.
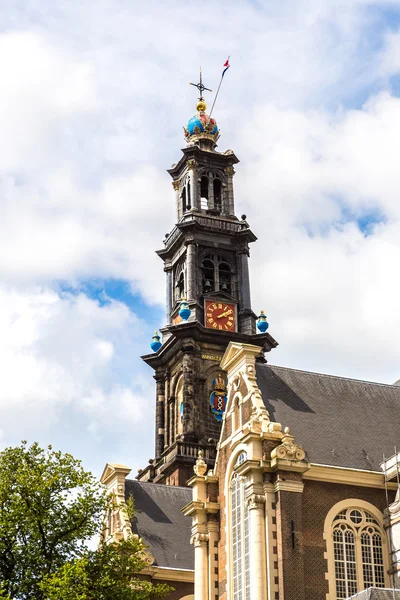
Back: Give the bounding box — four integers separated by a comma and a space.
381, 449, 400, 597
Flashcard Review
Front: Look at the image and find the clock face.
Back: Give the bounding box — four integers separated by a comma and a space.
205, 300, 236, 332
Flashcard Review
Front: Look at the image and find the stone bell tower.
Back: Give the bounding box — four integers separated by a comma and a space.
138, 82, 278, 486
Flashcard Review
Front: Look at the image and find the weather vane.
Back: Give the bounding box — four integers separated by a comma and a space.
189, 68, 212, 101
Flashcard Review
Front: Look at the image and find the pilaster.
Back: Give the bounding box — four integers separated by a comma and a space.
165, 266, 173, 324
182, 344, 195, 438
269, 432, 308, 600
264, 481, 279, 600
172, 180, 181, 220
246, 482, 267, 600
155, 370, 165, 459
185, 240, 197, 303
187, 159, 199, 210
224, 165, 235, 216
183, 453, 220, 600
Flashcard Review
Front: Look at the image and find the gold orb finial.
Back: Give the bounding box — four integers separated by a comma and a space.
196, 99, 207, 112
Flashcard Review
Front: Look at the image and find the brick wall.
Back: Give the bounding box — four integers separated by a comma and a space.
215, 437, 230, 600
301, 480, 395, 600
215, 440, 395, 600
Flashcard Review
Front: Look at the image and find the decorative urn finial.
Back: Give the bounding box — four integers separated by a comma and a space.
257, 310, 269, 333
193, 450, 207, 477
150, 331, 162, 353
179, 297, 191, 321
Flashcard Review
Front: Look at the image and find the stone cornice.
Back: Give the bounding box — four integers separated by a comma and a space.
268, 458, 310, 474
274, 480, 305, 493
141, 565, 194, 583
234, 458, 262, 476
304, 463, 398, 489
181, 500, 220, 517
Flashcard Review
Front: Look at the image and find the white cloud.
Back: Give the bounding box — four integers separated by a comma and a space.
0, 0, 400, 471
0, 285, 153, 469
233, 93, 400, 382
0, 31, 97, 172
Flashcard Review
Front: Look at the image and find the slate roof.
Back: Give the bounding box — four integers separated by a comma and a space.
347, 590, 400, 600
256, 363, 400, 471
125, 479, 193, 570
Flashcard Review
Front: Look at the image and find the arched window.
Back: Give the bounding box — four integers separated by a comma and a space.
201, 253, 232, 295
174, 263, 186, 302
219, 261, 231, 293
202, 255, 215, 293
213, 178, 222, 211
182, 187, 187, 213
231, 459, 250, 600
200, 176, 209, 209
181, 176, 191, 214
325, 503, 388, 600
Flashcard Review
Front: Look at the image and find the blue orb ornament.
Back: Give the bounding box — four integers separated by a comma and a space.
187, 114, 218, 136
150, 331, 162, 352
257, 311, 269, 333
179, 297, 191, 321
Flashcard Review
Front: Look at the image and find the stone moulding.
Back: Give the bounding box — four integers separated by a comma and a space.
271, 428, 306, 462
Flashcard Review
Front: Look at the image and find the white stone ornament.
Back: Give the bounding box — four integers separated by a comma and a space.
194, 450, 207, 477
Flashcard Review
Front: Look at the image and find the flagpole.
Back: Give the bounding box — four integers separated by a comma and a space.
209, 56, 230, 118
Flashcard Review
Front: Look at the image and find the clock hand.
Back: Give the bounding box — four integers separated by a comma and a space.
217, 309, 233, 319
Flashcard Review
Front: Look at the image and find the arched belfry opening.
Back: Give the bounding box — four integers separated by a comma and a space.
219, 259, 231, 293
202, 254, 215, 293
202, 252, 233, 295
181, 176, 191, 214
200, 176, 209, 210
174, 263, 186, 302
199, 172, 223, 212
213, 178, 222, 212
182, 187, 187, 213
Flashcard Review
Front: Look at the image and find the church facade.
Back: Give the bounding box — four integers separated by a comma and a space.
101, 89, 400, 600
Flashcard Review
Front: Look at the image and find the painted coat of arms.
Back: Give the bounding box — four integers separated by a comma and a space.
209, 373, 227, 422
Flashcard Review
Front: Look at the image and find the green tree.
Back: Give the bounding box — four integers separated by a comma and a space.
0, 443, 171, 600
40, 537, 171, 600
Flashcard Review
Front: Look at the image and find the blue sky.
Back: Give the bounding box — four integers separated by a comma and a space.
1, 0, 400, 477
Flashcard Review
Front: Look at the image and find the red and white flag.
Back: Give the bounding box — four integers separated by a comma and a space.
222, 58, 230, 78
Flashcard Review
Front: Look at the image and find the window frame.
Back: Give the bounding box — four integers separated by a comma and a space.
201, 252, 233, 295
324, 500, 389, 600
225, 447, 251, 600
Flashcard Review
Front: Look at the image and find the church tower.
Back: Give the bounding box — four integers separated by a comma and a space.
138, 80, 278, 486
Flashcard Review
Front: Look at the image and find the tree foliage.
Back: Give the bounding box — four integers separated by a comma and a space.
0, 442, 171, 600
40, 537, 171, 600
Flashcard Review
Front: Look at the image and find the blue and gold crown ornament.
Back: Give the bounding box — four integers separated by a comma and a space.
179, 297, 191, 321
150, 331, 162, 352
257, 311, 269, 333
184, 100, 220, 144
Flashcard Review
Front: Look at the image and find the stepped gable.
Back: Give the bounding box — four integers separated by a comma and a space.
256, 362, 400, 471
125, 480, 193, 570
